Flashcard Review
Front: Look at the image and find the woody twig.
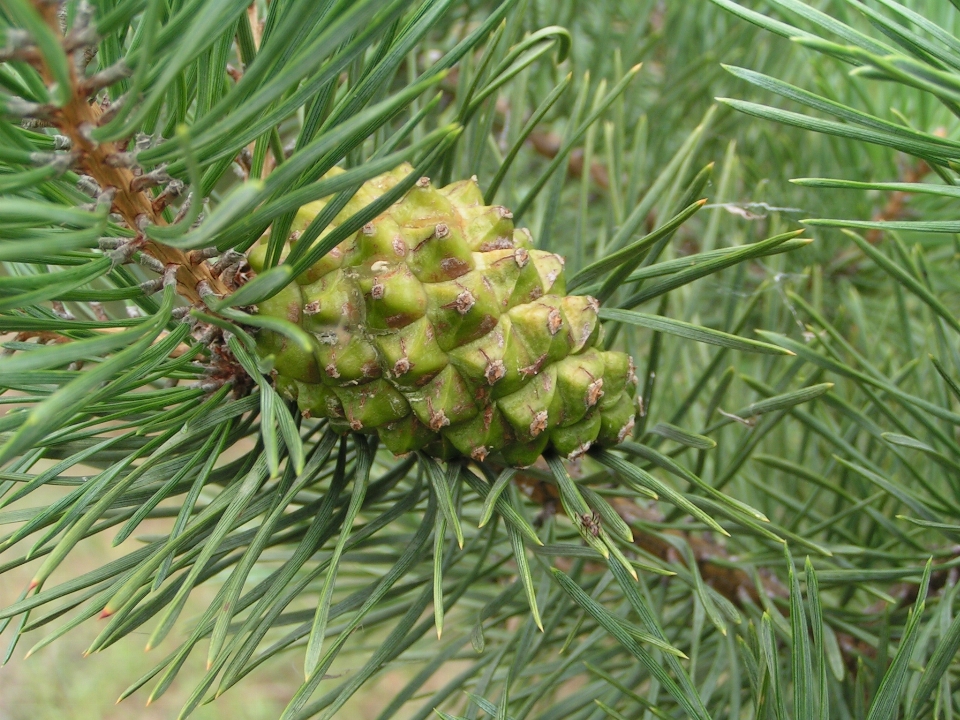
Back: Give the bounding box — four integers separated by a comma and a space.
26, 1, 230, 307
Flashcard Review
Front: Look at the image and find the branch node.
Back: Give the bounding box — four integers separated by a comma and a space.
108, 237, 143, 266
104, 151, 136, 168
134, 133, 156, 152
163, 264, 179, 288
205, 327, 226, 347
77, 121, 98, 144
95, 187, 116, 211
61, 0, 98, 58
169, 193, 197, 225
97, 94, 126, 125
187, 246, 219, 264
28, 150, 56, 165
139, 277, 164, 295
0, 29, 35, 62
152, 179, 184, 214
221, 259, 248, 289
50, 150, 79, 172
5, 98, 54, 119
197, 280, 220, 308
136, 252, 166, 274
65, 25, 99, 49
80, 62, 131, 95
76, 174, 101, 196
130, 165, 171, 193
210, 250, 245, 277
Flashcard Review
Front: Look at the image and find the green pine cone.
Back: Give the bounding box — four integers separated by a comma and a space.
250, 163, 637, 466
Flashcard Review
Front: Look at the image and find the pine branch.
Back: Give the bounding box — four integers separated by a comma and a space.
510, 463, 785, 608
27, 1, 229, 306
5, 1, 960, 716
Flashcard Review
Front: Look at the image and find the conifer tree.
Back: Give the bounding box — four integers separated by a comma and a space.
2, 1, 960, 718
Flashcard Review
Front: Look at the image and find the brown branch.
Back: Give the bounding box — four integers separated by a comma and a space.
32, 4, 229, 306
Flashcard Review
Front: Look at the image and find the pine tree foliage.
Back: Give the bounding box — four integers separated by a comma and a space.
708, 1, 960, 718
1, 0, 960, 718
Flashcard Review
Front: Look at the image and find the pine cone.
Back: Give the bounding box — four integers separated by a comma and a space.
249, 163, 637, 466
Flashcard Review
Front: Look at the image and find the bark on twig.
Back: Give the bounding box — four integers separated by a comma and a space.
29, 3, 230, 306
